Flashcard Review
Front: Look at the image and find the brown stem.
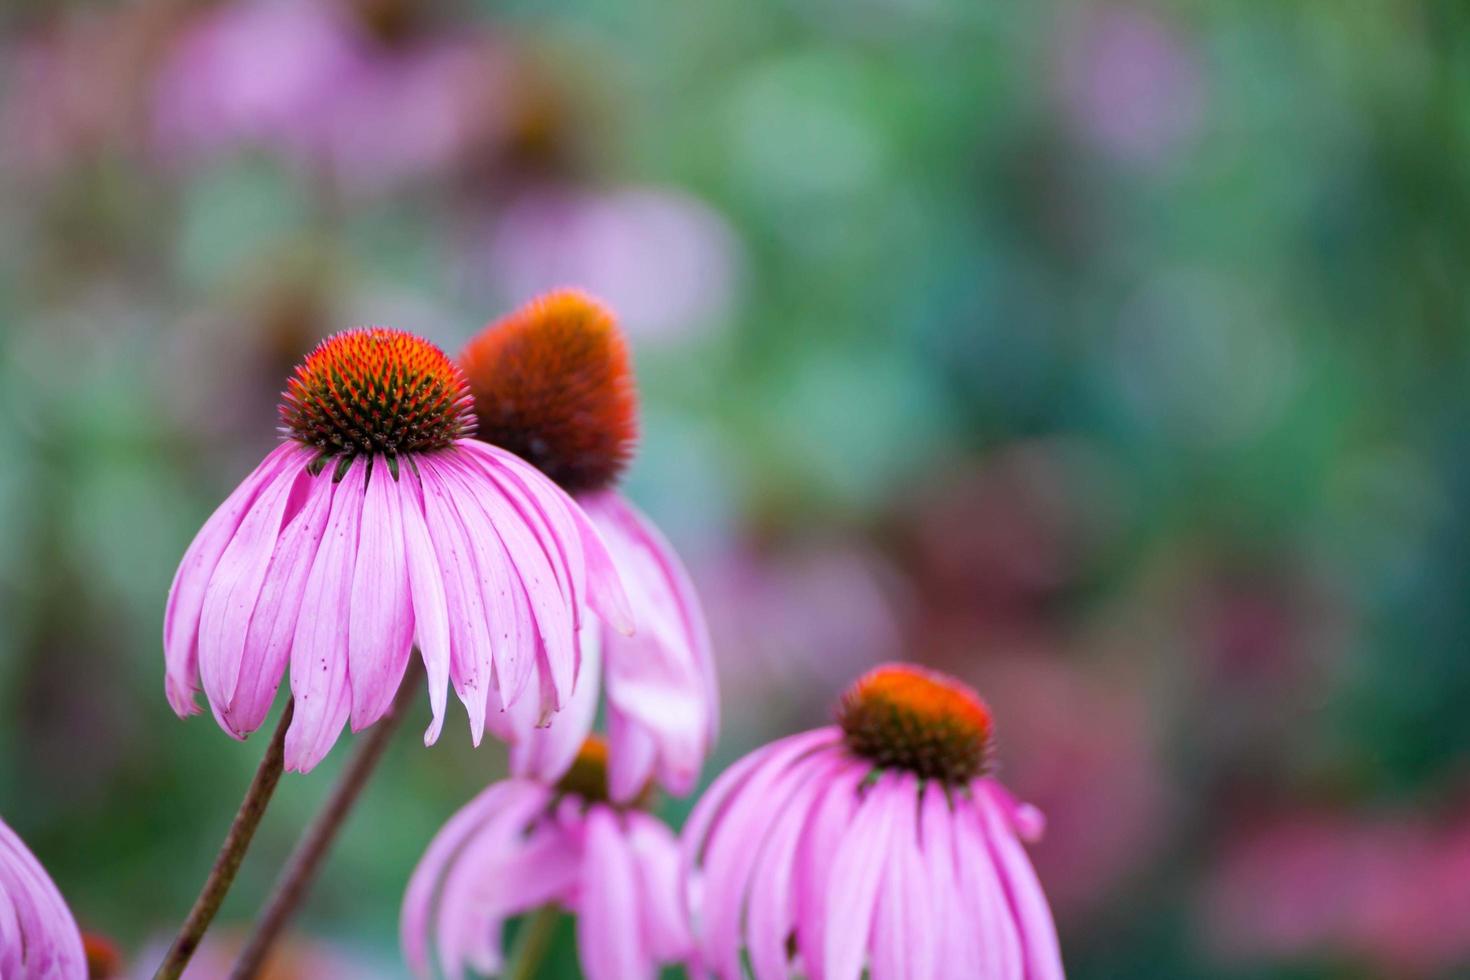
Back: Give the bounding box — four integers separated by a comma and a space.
154, 700, 295, 980
229, 669, 422, 979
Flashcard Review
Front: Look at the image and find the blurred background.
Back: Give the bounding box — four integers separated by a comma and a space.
2, 0, 1469, 977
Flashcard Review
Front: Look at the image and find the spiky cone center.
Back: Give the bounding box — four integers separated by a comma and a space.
279, 328, 474, 468
460, 289, 637, 494
554, 736, 654, 810
837, 664, 994, 784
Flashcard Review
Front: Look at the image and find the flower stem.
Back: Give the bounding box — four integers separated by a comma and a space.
228, 669, 422, 980
508, 905, 562, 980
154, 699, 295, 980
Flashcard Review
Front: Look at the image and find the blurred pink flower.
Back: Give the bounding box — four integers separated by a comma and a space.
0, 815, 87, 979
1053, 3, 1205, 167
164, 328, 631, 772
151, 0, 496, 192
402, 739, 691, 980
683, 664, 1063, 979
477, 187, 741, 343
1204, 806, 1470, 977
695, 535, 904, 726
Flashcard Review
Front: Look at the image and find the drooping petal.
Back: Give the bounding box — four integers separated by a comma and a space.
918, 784, 975, 972
284, 459, 365, 772
625, 813, 693, 963
417, 454, 493, 744
702, 748, 842, 977
870, 773, 935, 980
197, 459, 307, 715
744, 755, 845, 980
606, 702, 659, 805
578, 807, 651, 980
824, 774, 902, 980
976, 786, 1064, 980
511, 628, 601, 783
348, 457, 414, 731
0, 817, 86, 980
164, 443, 307, 715
222, 472, 334, 736
398, 464, 451, 744
953, 793, 1022, 980
413, 781, 557, 980
793, 760, 865, 980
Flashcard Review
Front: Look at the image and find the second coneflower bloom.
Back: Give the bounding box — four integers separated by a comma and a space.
683, 663, 1065, 980
402, 737, 691, 980
459, 291, 717, 800
164, 327, 631, 772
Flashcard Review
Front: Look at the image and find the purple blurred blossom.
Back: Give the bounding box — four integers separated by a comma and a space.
1053, 4, 1205, 168
476, 186, 742, 344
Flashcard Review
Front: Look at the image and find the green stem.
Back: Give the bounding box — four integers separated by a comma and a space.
154, 700, 295, 980
508, 905, 562, 980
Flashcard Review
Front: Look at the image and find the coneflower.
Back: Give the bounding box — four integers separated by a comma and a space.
0, 816, 87, 980
460, 290, 717, 800
402, 736, 691, 980
156, 326, 631, 978
683, 663, 1065, 980
165, 326, 631, 772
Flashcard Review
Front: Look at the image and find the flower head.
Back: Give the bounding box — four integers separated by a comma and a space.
460, 289, 637, 494
682, 662, 1064, 980
402, 738, 690, 980
164, 326, 631, 772
0, 816, 87, 979
460, 292, 716, 800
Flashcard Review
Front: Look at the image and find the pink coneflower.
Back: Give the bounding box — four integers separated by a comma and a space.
402, 737, 691, 979
164, 327, 631, 773
683, 663, 1065, 979
459, 291, 717, 800
0, 816, 87, 979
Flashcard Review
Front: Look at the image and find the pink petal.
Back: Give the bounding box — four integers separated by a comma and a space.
794, 761, 865, 980
511, 627, 601, 782
398, 465, 450, 744
745, 755, 845, 980
197, 459, 305, 715
222, 471, 334, 736
607, 703, 659, 805
954, 794, 1022, 980
589, 491, 718, 742
440, 455, 543, 712
164, 443, 306, 715
870, 773, 934, 980
0, 817, 86, 979
919, 784, 975, 970
347, 457, 414, 732
578, 807, 652, 980
284, 458, 365, 772
626, 813, 693, 962
977, 786, 1065, 980
417, 455, 492, 744
824, 775, 902, 980
702, 749, 839, 976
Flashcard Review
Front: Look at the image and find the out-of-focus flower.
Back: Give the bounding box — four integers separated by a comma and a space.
1052, 3, 1205, 168
1, 3, 187, 173
476, 187, 741, 343
151, 0, 497, 193
460, 291, 718, 799
0, 815, 87, 979
164, 328, 631, 772
402, 737, 691, 980
697, 535, 903, 728
1203, 806, 1470, 977
683, 664, 1064, 979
